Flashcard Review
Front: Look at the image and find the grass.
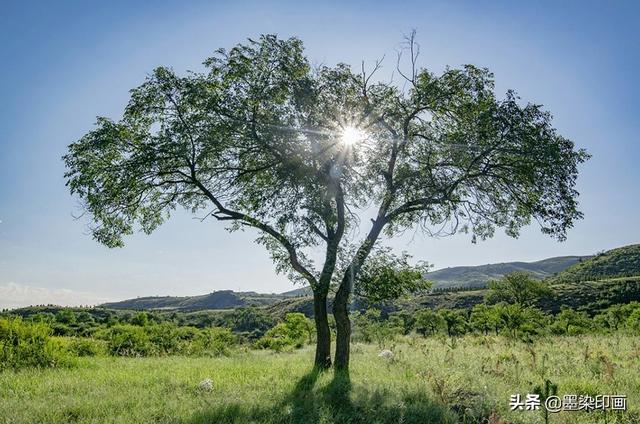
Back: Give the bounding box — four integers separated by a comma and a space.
1, 335, 640, 423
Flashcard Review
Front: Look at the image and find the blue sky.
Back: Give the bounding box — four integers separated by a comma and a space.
1, 1, 638, 307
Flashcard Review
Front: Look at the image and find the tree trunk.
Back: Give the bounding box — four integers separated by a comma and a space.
333, 282, 351, 371
313, 292, 332, 369
332, 218, 386, 371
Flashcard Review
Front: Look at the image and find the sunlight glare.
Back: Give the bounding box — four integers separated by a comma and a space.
340, 126, 365, 146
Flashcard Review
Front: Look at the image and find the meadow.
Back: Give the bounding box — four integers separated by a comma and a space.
2, 335, 639, 424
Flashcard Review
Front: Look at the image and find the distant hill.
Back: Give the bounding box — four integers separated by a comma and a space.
280, 286, 313, 297
280, 256, 587, 295
101, 290, 287, 311
426, 256, 587, 289
551, 244, 640, 283
100, 254, 587, 311
99, 245, 639, 312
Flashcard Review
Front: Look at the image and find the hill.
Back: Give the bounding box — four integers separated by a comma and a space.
426, 256, 586, 289
101, 290, 286, 311
99, 254, 587, 311
98, 245, 638, 312
280, 286, 313, 297
279, 255, 587, 297
269, 276, 640, 318
551, 244, 640, 283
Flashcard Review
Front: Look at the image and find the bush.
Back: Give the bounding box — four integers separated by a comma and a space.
191, 327, 237, 356
98, 325, 154, 357
66, 337, 107, 357
414, 309, 445, 336
0, 317, 72, 370
550, 308, 590, 335
146, 323, 180, 355
352, 309, 401, 346
256, 313, 313, 351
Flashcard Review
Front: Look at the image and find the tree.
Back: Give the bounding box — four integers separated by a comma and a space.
438, 309, 468, 337
414, 309, 444, 336
494, 303, 549, 338
551, 307, 590, 335
130, 312, 150, 326
388, 310, 415, 335
64, 34, 589, 370
469, 304, 499, 335
495, 303, 528, 338
485, 272, 553, 307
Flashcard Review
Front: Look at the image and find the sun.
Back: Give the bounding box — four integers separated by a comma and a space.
340, 126, 365, 146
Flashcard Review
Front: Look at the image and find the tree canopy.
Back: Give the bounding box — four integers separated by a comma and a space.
64, 34, 589, 370
485, 272, 554, 307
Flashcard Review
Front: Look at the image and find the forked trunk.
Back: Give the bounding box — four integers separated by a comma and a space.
332, 219, 386, 370
313, 292, 332, 369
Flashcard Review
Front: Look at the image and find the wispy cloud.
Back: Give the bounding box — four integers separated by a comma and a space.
0, 282, 113, 309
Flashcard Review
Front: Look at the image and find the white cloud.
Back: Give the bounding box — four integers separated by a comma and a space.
0, 282, 113, 309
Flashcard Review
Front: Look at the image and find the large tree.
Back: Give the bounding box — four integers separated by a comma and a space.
64, 34, 589, 370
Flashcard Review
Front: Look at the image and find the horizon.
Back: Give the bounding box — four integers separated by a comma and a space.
1, 246, 624, 310
1, 1, 639, 309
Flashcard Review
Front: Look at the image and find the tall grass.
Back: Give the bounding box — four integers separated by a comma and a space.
1, 334, 639, 423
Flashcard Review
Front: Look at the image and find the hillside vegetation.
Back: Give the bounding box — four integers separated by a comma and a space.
552, 244, 640, 283
426, 256, 586, 289
101, 290, 286, 311
99, 255, 588, 311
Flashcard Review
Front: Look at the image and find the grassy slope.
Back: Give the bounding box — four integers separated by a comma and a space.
425, 256, 586, 289
101, 291, 286, 311
97, 253, 592, 312
270, 277, 640, 317
552, 244, 640, 283
1, 336, 639, 424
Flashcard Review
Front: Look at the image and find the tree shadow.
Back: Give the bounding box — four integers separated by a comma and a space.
188, 368, 455, 424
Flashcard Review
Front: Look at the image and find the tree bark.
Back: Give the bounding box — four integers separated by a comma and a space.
333, 281, 351, 370
333, 218, 386, 371
313, 292, 332, 369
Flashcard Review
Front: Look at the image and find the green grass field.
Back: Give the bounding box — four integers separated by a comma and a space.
2, 335, 639, 423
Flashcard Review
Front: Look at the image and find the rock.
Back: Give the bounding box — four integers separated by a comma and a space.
198, 378, 213, 391
378, 349, 394, 360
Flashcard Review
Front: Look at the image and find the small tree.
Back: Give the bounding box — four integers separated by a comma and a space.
438, 309, 469, 337
493, 303, 548, 338
470, 304, 499, 335
551, 307, 590, 335
414, 309, 445, 336
388, 310, 415, 335
64, 34, 588, 370
485, 272, 553, 307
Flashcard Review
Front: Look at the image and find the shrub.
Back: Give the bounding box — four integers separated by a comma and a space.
99, 325, 154, 357
66, 337, 107, 357
438, 309, 469, 337
256, 313, 313, 351
550, 308, 590, 335
0, 317, 71, 370
625, 308, 640, 332
146, 323, 180, 355
190, 327, 236, 356
414, 309, 445, 336
352, 309, 400, 346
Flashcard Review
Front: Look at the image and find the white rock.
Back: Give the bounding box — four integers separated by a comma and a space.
378, 349, 394, 360
198, 378, 213, 391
